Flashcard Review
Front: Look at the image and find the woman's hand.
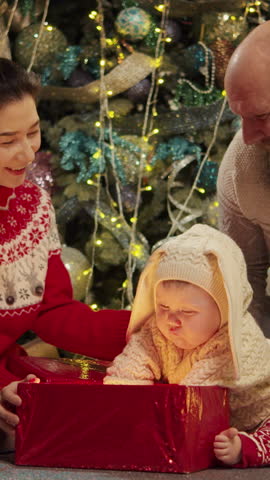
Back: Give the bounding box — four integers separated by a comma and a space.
0, 374, 40, 436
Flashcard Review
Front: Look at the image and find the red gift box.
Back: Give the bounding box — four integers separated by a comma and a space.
14, 357, 229, 473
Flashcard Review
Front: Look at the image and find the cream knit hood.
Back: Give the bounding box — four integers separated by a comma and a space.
126, 224, 270, 431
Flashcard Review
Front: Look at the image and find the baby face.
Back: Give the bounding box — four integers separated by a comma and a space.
155, 281, 221, 350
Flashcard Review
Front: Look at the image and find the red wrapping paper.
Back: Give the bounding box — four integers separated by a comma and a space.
15, 358, 229, 473
8, 355, 108, 383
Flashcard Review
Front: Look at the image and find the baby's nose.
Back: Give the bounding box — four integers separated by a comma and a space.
168, 314, 181, 326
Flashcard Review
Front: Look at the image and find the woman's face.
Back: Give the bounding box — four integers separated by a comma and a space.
0, 94, 41, 188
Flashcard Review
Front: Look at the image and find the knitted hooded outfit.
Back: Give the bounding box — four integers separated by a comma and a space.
104, 224, 270, 467
0, 181, 129, 388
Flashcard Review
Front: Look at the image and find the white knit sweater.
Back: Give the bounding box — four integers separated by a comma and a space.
217, 129, 270, 332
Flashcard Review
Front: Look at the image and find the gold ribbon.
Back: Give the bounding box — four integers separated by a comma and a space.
40, 52, 156, 104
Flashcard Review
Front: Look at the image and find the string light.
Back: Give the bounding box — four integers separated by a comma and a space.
90, 303, 99, 311
131, 243, 144, 258
148, 128, 159, 137
195, 187, 206, 194
93, 149, 102, 159
86, 179, 98, 186
83, 268, 92, 276
155, 4, 165, 12
98, 210, 105, 219
89, 11, 98, 19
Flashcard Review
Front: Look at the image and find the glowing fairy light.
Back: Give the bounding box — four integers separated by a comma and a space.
89, 11, 98, 19
155, 4, 165, 12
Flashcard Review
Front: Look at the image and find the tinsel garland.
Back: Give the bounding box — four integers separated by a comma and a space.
172, 82, 223, 107
151, 136, 201, 165
111, 98, 235, 136
57, 45, 82, 80
59, 130, 142, 184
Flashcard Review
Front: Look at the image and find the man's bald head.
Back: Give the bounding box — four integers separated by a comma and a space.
225, 21, 270, 96
224, 21, 270, 148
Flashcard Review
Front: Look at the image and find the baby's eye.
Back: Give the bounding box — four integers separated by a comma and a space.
27, 130, 40, 137
0, 140, 14, 146
182, 310, 195, 315
159, 304, 169, 310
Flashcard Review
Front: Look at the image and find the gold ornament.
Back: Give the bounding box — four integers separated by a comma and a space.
209, 38, 235, 89
14, 22, 68, 71
40, 52, 156, 104
200, 12, 248, 45
61, 245, 92, 301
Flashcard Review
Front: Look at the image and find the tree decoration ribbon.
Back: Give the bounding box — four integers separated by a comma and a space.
40, 51, 156, 103
167, 155, 203, 233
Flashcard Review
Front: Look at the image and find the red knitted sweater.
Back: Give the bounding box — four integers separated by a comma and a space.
0, 181, 129, 387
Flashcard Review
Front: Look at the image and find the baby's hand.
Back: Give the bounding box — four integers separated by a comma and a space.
0, 374, 40, 436
214, 427, 242, 465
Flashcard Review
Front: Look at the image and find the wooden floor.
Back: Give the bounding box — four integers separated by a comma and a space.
1, 454, 270, 480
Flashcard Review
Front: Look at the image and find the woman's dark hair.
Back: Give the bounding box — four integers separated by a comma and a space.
0, 57, 40, 108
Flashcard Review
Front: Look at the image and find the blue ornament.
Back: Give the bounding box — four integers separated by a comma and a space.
115, 7, 152, 42
182, 43, 212, 81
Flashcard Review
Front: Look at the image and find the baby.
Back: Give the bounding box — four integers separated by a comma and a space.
104, 224, 270, 468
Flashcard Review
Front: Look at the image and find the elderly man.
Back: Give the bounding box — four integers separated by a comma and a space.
217, 20, 270, 335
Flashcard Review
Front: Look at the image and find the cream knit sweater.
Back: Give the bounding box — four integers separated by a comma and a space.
217, 129, 270, 332
104, 224, 270, 432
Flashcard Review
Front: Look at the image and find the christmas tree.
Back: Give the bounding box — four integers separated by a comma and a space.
1, 0, 269, 310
